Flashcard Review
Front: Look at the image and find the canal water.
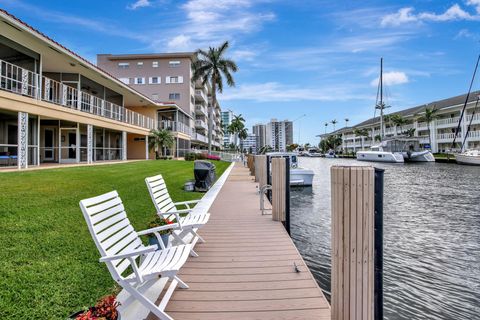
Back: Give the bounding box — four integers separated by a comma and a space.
290, 157, 480, 320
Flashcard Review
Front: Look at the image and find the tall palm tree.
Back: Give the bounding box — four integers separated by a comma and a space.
345, 118, 349, 127
422, 106, 438, 148
354, 128, 369, 150
238, 127, 248, 152
344, 118, 350, 152
192, 41, 238, 153
324, 122, 328, 134
331, 119, 338, 131
149, 129, 174, 158
390, 114, 407, 135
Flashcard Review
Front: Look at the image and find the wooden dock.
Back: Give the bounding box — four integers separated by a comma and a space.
149, 163, 330, 320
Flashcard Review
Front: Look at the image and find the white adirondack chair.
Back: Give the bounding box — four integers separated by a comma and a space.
79, 190, 191, 320
145, 174, 210, 257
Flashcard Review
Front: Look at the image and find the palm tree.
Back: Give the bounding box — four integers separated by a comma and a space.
344, 118, 350, 152
345, 118, 349, 127
421, 106, 438, 148
324, 122, 328, 134
238, 127, 248, 152
354, 128, 369, 150
390, 114, 407, 135
149, 129, 174, 158
192, 41, 238, 153
227, 114, 246, 148
331, 119, 338, 131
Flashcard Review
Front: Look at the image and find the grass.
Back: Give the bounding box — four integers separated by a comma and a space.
0, 160, 230, 319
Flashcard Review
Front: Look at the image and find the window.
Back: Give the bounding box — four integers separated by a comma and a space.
191, 95, 195, 104
119, 78, 129, 84
137, 62, 143, 68
169, 93, 180, 100
152, 94, 159, 101
166, 76, 183, 84
134, 77, 145, 84
152, 61, 159, 68
169, 61, 181, 68
118, 62, 129, 69
149, 77, 161, 84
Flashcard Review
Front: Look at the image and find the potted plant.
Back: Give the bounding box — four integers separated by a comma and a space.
147, 216, 175, 249
70, 295, 120, 320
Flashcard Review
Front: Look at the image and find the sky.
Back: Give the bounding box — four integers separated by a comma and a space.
2, 0, 480, 145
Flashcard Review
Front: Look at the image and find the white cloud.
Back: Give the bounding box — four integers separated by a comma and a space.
370, 71, 409, 87
230, 49, 257, 61
381, 4, 479, 27
455, 28, 479, 40
162, 0, 275, 51
221, 82, 372, 102
167, 34, 191, 51
127, 0, 152, 10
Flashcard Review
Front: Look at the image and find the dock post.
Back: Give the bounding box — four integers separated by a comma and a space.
374, 168, 384, 320
271, 157, 286, 223
331, 166, 375, 320
266, 155, 272, 202
284, 156, 291, 235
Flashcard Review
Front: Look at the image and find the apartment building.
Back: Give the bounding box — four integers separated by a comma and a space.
97, 53, 223, 155
240, 134, 257, 153
0, 9, 171, 169
252, 123, 267, 150
266, 119, 293, 152
320, 91, 480, 153
221, 110, 234, 147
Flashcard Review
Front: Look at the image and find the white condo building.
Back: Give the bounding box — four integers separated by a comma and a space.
320, 91, 480, 153
252, 124, 267, 150
266, 119, 293, 152
221, 110, 234, 147
240, 134, 257, 153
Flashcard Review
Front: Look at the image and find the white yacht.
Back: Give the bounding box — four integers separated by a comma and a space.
266, 152, 315, 186
455, 149, 480, 165
325, 149, 336, 158
357, 138, 435, 163
306, 148, 322, 157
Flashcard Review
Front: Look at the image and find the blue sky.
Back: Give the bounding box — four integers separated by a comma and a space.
2, 0, 480, 145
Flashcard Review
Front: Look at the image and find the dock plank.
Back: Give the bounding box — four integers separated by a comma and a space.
147, 163, 330, 320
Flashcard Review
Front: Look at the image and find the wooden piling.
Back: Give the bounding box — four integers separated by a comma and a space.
331, 166, 374, 320
271, 157, 286, 222
246, 155, 255, 176
255, 155, 268, 187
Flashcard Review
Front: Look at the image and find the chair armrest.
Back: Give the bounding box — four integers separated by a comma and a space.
174, 200, 201, 210
136, 223, 180, 236
99, 245, 157, 262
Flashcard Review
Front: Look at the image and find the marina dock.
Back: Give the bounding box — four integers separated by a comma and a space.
151, 163, 331, 320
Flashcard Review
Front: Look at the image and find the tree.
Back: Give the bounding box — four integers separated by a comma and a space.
319, 135, 342, 153
304, 143, 311, 150
404, 128, 416, 137
286, 143, 299, 152
331, 119, 338, 131
324, 122, 328, 134
192, 41, 238, 153
149, 129, 174, 158
238, 127, 248, 153
390, 114, 407, 135
227, 114, 246, 147
419, 106, 438, 148
354, 128, 369, 150
258, 145, 273, 154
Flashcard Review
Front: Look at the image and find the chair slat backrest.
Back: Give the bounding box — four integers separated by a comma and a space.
145, 175, 176, 221
80, 191, 144, 278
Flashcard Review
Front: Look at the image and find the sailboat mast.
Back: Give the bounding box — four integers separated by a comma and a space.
380, 58, 384, 139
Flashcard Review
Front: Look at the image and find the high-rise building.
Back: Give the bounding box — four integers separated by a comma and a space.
241, 134, 257, 154
266, 119, 293, 152
252, 124, 266, 150
97, 53, 223, 155
221, 110, 235, 147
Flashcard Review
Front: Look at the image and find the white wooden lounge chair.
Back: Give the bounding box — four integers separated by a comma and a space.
145, 174, 210, 257
79, 190, 191, 320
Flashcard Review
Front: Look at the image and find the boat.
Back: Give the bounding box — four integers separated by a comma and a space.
325, 149, 336, 158
306, 148, 322, 157
356, 58, 434, 163
266, 152, 315, 186
455, 149, 480, 165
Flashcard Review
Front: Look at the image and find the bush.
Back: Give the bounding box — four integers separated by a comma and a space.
206, 154, 221, 161
185, 152, 196, 161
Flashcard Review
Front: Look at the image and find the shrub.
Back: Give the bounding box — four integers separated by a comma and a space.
206, 154, 221, 161
185, 152, 196, 161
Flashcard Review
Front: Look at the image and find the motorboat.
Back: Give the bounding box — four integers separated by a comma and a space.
357, 137, 435, 163
306, 148, 322, 157
325, 149, 336, 158
266, 152, 314, 186
455, 149, 480, 165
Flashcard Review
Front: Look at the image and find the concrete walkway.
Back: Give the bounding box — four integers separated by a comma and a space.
150, 163, 331, 320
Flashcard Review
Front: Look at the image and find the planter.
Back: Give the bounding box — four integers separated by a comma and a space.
148, 234, 170, 249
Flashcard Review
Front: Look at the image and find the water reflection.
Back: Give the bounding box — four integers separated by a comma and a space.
290, 157, 480, 320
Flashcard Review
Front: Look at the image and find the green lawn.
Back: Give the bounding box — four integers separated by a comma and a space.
0, 160, 230, 319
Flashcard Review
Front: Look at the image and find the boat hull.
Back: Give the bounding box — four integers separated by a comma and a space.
291, 168, 314, 186
404, 150, 435, 162
455, 154, 480, 165
356, 151, 404, 163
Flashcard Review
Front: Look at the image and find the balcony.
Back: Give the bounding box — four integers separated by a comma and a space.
191, 132, 208, 143
195, 119, 208, 130
417, 122, 428, 130
436, 132, 461, 141
195, 104, 207, 117
0, 58, 155, 130
436, 116, 460, 128
195, 89, 207, 103
158, 120, 192, 136
466, 113, 480, 125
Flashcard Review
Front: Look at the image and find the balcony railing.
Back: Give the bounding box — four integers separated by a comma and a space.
436, 117, 460, 127
195, 119, 207, 130
437, 132, 461, 140
158, 120, 192, 135
192, 132, 208, 143
195, 104, 207, 116
195, 89, 207, 102
0, 58, 155, 130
